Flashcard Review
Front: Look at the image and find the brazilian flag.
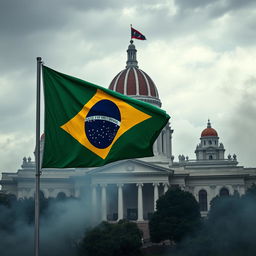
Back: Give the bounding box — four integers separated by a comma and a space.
42, 66, 170, 168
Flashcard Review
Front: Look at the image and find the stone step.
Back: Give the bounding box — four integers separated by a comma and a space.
136, 221, 150, 242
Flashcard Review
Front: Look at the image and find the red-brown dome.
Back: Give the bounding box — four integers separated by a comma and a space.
109, 67, 159, 98
201, 128, 218, 137
201, 120, 218, 137
108, 40, 162, 107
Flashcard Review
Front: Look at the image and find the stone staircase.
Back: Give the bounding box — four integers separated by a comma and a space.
136, 221, 150, 241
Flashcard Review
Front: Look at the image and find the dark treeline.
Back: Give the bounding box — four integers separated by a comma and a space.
0, 193, 90, 256
169, 185, 256, 256
1, 185, 256, 256
78, 220, 143, 256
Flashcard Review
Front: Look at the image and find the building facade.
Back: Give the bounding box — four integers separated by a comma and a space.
1, 41, 256, 237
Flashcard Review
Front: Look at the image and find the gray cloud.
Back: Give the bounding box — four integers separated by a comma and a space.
225, 77, 256, 167
175, 0, 256, 14
0, 0, 256, 173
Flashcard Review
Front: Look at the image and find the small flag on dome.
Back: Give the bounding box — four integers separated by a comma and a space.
131, 27, 146, 40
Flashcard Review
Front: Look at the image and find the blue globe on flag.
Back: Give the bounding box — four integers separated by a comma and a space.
85, 100, 121, 149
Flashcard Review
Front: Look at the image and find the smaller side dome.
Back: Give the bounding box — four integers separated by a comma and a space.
201, 120, 218, 137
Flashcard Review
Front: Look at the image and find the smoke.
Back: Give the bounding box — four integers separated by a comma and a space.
167, 193, 256, 256
204, 195, 256, 256
224, 76, 256, 167
0, 196, 92, 256
2, 191, 256, 256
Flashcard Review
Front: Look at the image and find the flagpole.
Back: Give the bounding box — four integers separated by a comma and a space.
35, 57, 42, 256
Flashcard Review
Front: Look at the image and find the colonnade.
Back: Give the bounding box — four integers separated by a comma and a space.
91, 182, 169, 221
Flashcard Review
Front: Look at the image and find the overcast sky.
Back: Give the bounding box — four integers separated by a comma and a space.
0, 0, 256, 174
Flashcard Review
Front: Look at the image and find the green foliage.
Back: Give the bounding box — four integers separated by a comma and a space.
208, 194, 241, 225
171, 187, 256, 256
206, 192, 256, 256
0, 194, 85, 256
78, 220, 142, 256
244, 183, 256, 199
0, 192, 16, 207
149, 186, 201, 243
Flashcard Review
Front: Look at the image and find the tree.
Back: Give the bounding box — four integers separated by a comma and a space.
0, 193, 19, 232
150, 187, 256, 256
149, 186, 201, 243
194, 192, 256, 256
243, 183, 256, 199
0, 192, 16, 207
78, 220, 142, 256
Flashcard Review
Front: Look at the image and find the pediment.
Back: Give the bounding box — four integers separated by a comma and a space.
88, 159, 171, 176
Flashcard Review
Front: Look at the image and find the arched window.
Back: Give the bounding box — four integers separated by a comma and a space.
220, 187, 229, 197
199, 189, 208, 211
39, 190, 45, 200
33, 190, 45, 199
56, 192, 67, 200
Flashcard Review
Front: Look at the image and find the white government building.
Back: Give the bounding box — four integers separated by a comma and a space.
1, 41, 256, 237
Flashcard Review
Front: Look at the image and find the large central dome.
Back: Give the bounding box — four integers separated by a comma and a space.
109, 40, 161, 107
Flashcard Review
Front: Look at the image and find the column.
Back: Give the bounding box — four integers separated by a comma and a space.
117, 184, 124, 220
137, 183, 144, 221
153, 183, 159, 211
153, 139, 158, 155
101, 184, 107, 221
169, 129, 174, 164
75, 188, 80, 198
239, 185, 245, 195
166, 125, 171, 158
74, 184, 80, 198
157, 133, 163, 155
164, 183, 169, 193
162, 130, 166, 155
91, 184, 97, 221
